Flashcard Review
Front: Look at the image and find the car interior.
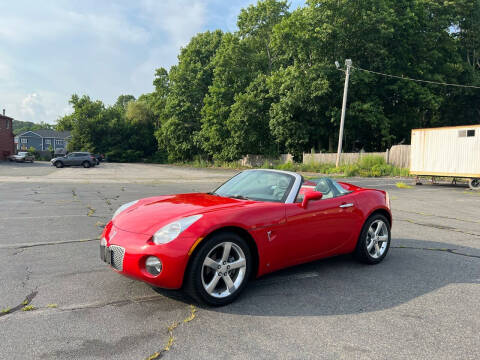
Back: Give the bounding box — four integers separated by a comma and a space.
295, 177, 351, 203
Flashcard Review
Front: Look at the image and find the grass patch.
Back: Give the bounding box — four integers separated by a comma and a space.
463, 190, 480, 196
169, 154, 410, 178
47, 303, 58, 309
396, 182, 413, 189
22, 305, 36, 311
183, 305, 197, 323
1, 308, 11, 314
275, 155, 410, 177
95, 221, 106, 228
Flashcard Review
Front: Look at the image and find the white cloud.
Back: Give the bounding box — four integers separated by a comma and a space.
140, 0, 206, 48
0, 1, 283, 124
21, 93, 47, 122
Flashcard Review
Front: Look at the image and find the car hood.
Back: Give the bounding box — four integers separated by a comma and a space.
112, 193, 252, 235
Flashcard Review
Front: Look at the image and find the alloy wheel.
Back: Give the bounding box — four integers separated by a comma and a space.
366, 219, 389, 259
201, 241, 247, 299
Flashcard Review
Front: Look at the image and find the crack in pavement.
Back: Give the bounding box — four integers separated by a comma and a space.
0, 294, 166, 320
0, 290, 38, 318
95, 190, 119, 212
392, 245, 480, 259
2, 237, 100, 250
145, 304, 197, 360
396, 218, 480, 238
395, 209, 480, 224
21, 266, 32, 288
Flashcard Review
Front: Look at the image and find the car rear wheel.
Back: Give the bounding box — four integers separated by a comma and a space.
184, 232, 251, 306
469, 178, 480, 190
82, 161, 91, 168
354, 214, 391, 264
55, 161, 63, 168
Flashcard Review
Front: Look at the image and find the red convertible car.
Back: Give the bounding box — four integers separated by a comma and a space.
100, 169, 391, 306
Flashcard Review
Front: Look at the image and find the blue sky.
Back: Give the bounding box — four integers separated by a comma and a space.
0, 0, 305, 124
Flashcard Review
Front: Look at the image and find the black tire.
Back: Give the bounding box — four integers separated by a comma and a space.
82, 161, 91, 168
184, 232, 252, 306
354, 213, 391, 264
55, 161, 63, 168
469, 178, 480, 190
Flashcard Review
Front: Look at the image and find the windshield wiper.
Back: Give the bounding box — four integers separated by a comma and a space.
229, 195, 250, 200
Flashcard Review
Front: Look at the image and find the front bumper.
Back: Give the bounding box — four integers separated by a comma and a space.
100, 223, 191, 289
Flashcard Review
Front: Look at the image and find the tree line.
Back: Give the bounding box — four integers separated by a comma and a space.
56, 0, 480, 162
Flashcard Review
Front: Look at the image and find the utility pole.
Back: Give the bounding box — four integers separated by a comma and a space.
336, 59, 352, 168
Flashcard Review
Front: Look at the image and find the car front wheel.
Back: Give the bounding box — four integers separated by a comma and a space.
82, 161, 91, 168
185, 232, 252, 306
55, 161, 63, 168
354, 214, 391, 264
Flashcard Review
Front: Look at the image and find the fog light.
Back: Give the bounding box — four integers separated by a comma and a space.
145, 256, 162, 276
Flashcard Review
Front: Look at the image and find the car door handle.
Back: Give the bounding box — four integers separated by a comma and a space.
339, 203, 354, 208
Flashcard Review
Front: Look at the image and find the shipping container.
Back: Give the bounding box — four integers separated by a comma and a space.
410, 125, 480, 189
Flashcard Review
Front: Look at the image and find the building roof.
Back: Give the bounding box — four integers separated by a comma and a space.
0, 114, 13, 121
19, 129, 71, 139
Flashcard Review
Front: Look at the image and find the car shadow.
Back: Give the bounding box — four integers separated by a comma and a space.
155, 238, 480, 316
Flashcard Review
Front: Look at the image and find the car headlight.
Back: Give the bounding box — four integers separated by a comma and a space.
112, 200, 138, 219
153, 215, 203, 245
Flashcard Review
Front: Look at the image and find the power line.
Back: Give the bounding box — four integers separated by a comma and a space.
352, 66, 480, 89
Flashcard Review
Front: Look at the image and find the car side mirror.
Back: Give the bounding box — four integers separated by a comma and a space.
301, 191, 323, 208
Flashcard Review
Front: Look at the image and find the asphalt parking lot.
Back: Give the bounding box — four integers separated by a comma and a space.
0, 162, 479, 359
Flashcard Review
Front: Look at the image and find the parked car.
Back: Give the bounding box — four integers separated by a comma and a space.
50, 152, 96, 168
8, 152, 35, 163
100, 169, 392, 306
93, 154, 104, 165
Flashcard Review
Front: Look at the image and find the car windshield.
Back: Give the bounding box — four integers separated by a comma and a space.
213, 170, 295, 203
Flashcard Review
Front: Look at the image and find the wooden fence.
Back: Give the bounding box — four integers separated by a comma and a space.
240, 145, 411, 169
303, 145, 411, 168
387, 145, 410, 168
303, 152, 387, 165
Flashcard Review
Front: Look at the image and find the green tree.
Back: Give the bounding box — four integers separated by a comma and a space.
268, 64, 330, 159
115, 95, 136, 110
237, 0, 290, 73
157, 31, 223, 161
125, 99, 157, 157
197, 33, 260, 160
227, 74, 277, 159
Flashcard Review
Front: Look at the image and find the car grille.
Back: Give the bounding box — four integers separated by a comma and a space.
109, 245, 125, 271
